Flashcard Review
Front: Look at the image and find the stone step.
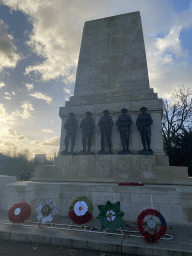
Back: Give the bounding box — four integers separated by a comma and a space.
70, 88, 154, 101
74, 82, 151, 96
32, 155, 190, 186
60, 98, 163, 117
65, 92, 158, 107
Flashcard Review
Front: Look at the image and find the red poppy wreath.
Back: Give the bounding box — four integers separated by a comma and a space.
137, 208, 167, 243
8, 202, 32, 223
68, 196, 94, 225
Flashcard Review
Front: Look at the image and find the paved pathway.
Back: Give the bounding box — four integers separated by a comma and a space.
0, 211, 192, 255
0, 240, 133, 256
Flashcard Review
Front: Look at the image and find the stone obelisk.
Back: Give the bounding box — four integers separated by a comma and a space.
75, 12, 150, 96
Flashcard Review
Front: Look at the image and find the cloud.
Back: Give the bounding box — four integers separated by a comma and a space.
0, 81, 5, 88
29, 91, 52, 104
0, 104, 6, 119
26, 83, 34, 90
4, 91, 11, 100
62, 72, 76, 85
2, 0, 109, 82
155, 26, 187, 58
0, 103, 14, 122
0, 143, 8, 154
147, 25, 192, 96
31, 140, 40, 145
31, 148, 46, 154
3, 141, 16, 147
0, 101, 34, 123
63, 88, 71, 94
0, 127, 28, 143
4, 96, 11, 100
12, 101, 34, 119
7, 127, 17, 136
16, 135, 27, 141
4, 92, 11, 96
21, 101, 34, 119
42, 129, 55, 133
40, 136, 60, 146
0, 19, 20, 70
0, 127, 17, 137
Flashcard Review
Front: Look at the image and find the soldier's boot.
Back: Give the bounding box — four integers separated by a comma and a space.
108, 142, 112, 153
81, 143, 86, 152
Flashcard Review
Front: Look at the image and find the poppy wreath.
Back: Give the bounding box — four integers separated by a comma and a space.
97, 201, 125, 232
8, 202, 32, 223
137, 208, 167, 243
68, 196, 94, 225
118, 182, 144, 186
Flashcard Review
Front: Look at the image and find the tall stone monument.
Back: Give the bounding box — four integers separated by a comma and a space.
3, 12, 192, 227
33, 11, 190, 185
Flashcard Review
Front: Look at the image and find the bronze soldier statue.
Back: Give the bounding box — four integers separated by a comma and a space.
80, 111, 95, 154
98, 110, 113, 154
62, 112, 77, 155
116, 108, 133, 154
136, 106, 153, 155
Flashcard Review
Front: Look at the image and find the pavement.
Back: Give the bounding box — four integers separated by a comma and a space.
0, 210, 192, 256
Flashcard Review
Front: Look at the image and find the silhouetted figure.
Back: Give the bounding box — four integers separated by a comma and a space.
80, 111, 95, 154
98, 110, 113, 154
62, 112, 77, 155
116, 108, 133, 154
136, 106, 153, 155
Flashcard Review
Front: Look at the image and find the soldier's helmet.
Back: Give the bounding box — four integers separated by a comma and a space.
85, 111, 92, 116
121, 108, 128, 113
103, 109, 109, 114
140, 107, 147, 112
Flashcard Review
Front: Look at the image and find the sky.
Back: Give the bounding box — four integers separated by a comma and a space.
0, 0, 192, 158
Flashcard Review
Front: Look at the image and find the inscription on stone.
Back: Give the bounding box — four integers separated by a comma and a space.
74, 12, 150, 96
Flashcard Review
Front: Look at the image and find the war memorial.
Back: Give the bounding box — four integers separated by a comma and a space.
1, 12, 192, 228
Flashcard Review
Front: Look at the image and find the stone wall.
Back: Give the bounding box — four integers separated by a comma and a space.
0, 175, 17, 210
2, 181, 192, 226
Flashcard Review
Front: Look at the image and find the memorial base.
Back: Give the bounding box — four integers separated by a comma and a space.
31, 154, 191, 185
2, 154, 191, 226
1, 181, 192, 226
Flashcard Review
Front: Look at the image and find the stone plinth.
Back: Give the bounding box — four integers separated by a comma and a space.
0, 175, 17, 210
31, 155, 191, 186
2, 181, 192, 226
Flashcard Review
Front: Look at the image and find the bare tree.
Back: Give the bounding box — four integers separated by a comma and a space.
46, 148, 58, 162
5, 146, 19, 158
162, 85, 192, 154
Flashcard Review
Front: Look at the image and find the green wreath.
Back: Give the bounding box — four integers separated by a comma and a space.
97, 201, 125, 232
